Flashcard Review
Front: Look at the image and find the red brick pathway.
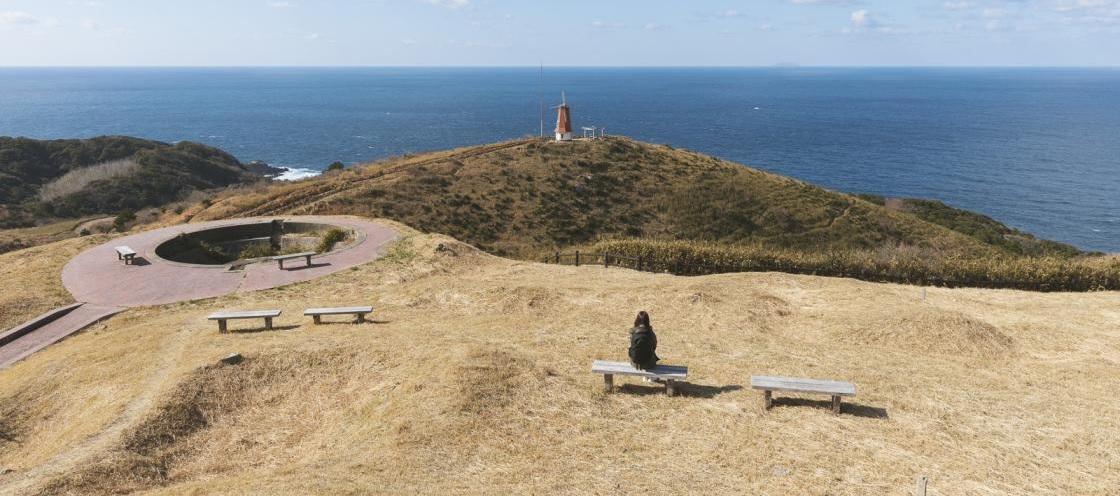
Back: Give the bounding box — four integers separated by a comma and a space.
62, 216, 398, 307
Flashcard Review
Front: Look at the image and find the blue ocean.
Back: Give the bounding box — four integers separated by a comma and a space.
1, 67, 1118, 252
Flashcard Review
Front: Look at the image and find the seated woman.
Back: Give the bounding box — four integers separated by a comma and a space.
628, 311, 660, 371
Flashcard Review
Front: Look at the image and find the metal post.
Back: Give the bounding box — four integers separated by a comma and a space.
916, 476, 928, 496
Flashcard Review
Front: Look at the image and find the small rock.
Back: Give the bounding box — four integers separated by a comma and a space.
772, 467, 790, 477
220, 352, 244, 365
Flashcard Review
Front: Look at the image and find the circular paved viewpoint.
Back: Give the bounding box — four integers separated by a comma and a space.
63, 216, 398, 307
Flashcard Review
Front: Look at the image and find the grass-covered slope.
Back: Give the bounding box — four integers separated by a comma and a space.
1, 230, 1118, 494
0, 136, 262, 228
197, 136, 1041, 259
859, 194, 1085, 257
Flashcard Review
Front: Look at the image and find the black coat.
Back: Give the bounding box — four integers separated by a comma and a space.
629, 325, 660, 370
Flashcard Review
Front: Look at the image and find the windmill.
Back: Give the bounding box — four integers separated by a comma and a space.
553, 91, 573, 142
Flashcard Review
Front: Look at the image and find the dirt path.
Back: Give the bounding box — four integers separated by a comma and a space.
0, 313, 194, 495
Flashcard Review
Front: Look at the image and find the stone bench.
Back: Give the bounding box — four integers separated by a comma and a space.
591, 360, 688, 396
115, 246, 137, 265
208, 309, 281, 333
273, 251, 315, 270
751, 375, 856, 415
304, 306, 373, 324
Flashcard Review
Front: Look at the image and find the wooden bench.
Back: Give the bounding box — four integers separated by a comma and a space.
207, 309, 281, 333
304, 306, 373, 324
591, 360, 688, 396
751, 375, 856, 415
115, 246, 137, 265
273, 252, 315, 270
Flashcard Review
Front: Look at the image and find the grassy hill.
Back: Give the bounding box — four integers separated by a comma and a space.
0, 136, 266, 229
177, 136, 1119, 290
1, 227, 1118, 494
196, 136, 1066, 258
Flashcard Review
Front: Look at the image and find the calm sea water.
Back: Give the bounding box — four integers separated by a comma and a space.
1, 67, 1118, 252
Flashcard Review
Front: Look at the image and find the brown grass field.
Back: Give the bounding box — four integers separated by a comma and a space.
1, 221, 1119, 494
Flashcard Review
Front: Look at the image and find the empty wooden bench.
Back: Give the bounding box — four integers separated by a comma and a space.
591, 360, 689, 396
115, 246, 137, 265
304, 306, 373, 324
208, 309, 281, 333
751, 375, 856, 415
273, 252, 315, 270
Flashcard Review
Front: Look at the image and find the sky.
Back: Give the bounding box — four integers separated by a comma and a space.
0, 0, 1118, 66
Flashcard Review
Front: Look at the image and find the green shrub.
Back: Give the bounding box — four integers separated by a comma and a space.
575, 238, 1120, 292
238, 242, 276, 259
113, 209, 136, 232
326, 161, 345, 172
316, 228, 348, 253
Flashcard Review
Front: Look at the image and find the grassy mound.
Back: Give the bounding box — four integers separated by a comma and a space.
2, 228, 1119, 494
854, 308, 1015, 358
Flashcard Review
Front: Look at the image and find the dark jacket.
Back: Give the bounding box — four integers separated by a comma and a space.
629, 325, 660, 370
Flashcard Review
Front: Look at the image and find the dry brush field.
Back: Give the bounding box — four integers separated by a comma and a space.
1, 225, 1119, 494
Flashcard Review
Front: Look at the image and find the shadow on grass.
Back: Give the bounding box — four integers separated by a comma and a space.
228, 324, 302, 334
0, 421, 16, 443
771, 397, 889, 419
310, 319, 390, 326
616, 382, 743, 399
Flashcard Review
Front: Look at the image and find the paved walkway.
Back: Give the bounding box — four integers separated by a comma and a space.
0, 304, 123, 369
62, 216, 398, 307
2, 216, 396, 369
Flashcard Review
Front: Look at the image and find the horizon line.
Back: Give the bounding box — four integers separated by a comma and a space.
1, 64, 1119, 70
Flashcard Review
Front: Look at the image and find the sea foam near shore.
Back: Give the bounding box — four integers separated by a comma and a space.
275, 167, 321, 181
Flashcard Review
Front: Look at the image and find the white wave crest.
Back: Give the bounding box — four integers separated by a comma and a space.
274, 167, 322, 181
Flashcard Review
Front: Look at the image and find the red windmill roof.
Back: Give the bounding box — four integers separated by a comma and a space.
555, 104, 572, 134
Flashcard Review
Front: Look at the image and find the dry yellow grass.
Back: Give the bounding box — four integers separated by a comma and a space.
0, 235, 109, 331
1, 224, 1119, 495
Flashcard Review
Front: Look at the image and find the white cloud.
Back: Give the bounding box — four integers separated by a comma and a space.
644, 22, 667, 31
81, 19, 101, 30
425, 0, 469, 9
850, 9, 876, 28
591, 19, 624, 29
268, 1, 295, 8
942, 1, 971, 11
303, 32, 320, 40
0, 11, 39, 25
790, 0, 852, 4
983, 8, 1006, 19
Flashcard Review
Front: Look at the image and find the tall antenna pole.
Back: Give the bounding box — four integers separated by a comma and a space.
538, 63, 544, 138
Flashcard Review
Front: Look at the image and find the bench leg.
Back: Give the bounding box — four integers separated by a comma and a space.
278, 259, 285, 270
305, 255, 312, 267
265, 317, 274, 330
313, 315, 322, 325
764, 390, 773, 410
356, 313, 366, 323
603, 374, 613, 392
665, 379, 677, 397
218, 320, 228, 334
831, 395, 841, 415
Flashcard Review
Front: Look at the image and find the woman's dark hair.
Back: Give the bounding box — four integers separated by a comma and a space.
634, 311, 651, 328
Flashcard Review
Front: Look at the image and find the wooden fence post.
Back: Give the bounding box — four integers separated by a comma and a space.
604, 253, 610, 268
637, 256, 643, 272
915, 475, 928, 496
555, 251, 560, 264
575, 251, 580, 267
